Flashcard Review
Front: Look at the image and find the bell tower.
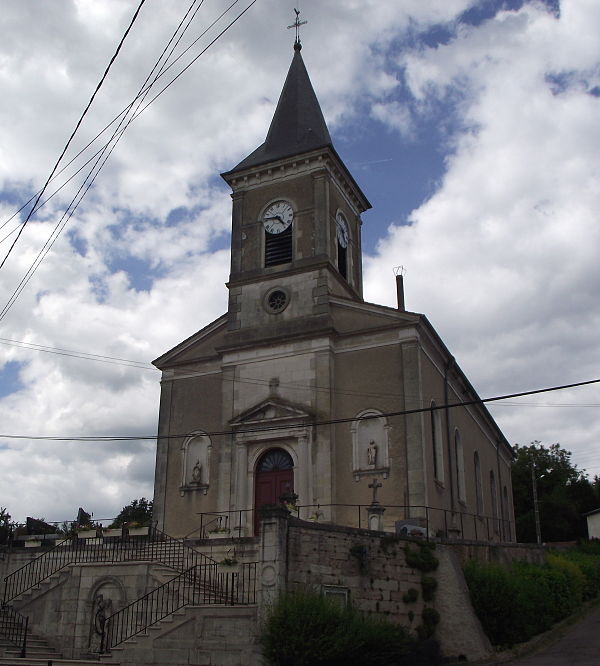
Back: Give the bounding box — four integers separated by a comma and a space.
221, 41, 371, 342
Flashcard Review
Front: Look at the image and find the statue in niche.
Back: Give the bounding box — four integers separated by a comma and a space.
181, 435, 212, 495
367, 440, 377, 467
191, 460, 202, 485
89, 593, 113, 652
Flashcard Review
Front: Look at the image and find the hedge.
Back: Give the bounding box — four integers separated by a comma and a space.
260, 588, 440, 665
464, 545, 600, 646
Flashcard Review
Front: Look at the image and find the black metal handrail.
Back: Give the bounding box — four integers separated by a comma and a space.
3, 527, 216, 603
0, 601, 28, 658
196, 503, 514, 543
101, 561, 257, 652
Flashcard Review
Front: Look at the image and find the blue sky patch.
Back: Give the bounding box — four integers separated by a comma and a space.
0, 360, 24, 398
106, 254, 164, 292
336, 111, 447, 253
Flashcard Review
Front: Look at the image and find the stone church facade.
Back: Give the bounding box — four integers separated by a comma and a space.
0, 42, 519, 666
152, 43, 515, 542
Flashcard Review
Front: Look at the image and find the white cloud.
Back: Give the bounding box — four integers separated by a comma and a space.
1, 0, 599, 523
364, 0, 600, 473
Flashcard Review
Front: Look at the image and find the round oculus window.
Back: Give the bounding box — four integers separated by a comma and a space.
264, 288, 290, 314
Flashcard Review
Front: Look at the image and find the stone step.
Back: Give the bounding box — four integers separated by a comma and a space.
0, 657, 120, 666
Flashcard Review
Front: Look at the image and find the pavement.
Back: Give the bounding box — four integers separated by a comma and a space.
480, 602, 600, 665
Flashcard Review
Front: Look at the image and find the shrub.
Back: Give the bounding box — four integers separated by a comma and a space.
260, 588, 440, 665
464, 551, 600, 647
404, 543, 438, 572
560, 548, 600, 600
417, 607, 440, 640
421, 576, 438, 602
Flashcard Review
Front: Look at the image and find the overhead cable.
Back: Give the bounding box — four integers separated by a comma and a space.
0, 0, 148, 270
0, 0, 248, 236
0, 0, 258, 323
0, 377, 597, 442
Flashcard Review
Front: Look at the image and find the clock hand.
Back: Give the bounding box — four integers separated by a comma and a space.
264, 215, 284, 222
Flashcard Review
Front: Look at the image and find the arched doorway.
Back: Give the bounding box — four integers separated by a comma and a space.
254, 448, 294, 534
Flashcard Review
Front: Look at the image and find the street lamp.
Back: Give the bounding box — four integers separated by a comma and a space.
531, 461, 545, 545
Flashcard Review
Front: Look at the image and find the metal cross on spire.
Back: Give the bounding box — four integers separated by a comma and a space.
287, 8, 307, 47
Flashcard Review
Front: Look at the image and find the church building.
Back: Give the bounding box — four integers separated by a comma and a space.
152, 41, 515, 542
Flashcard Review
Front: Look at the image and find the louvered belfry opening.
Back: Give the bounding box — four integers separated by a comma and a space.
265, 226, 292, 266
338, 241, 347, 279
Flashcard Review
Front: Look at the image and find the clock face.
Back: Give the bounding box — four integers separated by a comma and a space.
263, 200, 293, 234
336, 212, 349, 248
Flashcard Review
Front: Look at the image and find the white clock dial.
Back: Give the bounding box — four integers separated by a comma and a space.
263, 200, 293, 234
336, 212, 349, 248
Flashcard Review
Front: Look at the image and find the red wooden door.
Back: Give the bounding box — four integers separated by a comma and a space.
254, 449, 294, 534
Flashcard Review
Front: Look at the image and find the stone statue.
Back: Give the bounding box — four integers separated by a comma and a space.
89, 593, 112, 652
191, 460, 202, 484
367, 441, 377, 466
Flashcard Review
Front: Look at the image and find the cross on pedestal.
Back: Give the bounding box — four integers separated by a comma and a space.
368, 478, 382, 505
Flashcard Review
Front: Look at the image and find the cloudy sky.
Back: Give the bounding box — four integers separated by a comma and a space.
1, 0, 599, 523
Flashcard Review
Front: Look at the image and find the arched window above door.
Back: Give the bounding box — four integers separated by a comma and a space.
257, 448, 294, 472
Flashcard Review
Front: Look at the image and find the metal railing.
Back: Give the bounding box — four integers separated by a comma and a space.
3, 527, 216, 603
195, 503, 514, 543
0, 601, 28, 657
101, 561, 257, 652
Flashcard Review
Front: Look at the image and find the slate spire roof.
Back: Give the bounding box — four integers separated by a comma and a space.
228, 43, 333, 173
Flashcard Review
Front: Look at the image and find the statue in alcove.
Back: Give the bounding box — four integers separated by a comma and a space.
191, 460, 202, 485
367, 441, 377, 467
89, 593, 112, 653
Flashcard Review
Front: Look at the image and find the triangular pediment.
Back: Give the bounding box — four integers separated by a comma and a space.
152, 314, 227, 369
230, 398, 313, 427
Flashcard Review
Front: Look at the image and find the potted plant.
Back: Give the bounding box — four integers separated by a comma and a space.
217, 556, 239, 573
102, 526, 123, 538
206, 526, 230, 539
125, 521, 149, 536
77, 523, 101, 539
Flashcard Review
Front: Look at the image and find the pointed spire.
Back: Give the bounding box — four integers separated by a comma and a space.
228, 45, 332, 173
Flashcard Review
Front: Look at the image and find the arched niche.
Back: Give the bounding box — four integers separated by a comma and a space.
180, 432, 212, 496
351, 410, 390, 481
87, 577, 126, 653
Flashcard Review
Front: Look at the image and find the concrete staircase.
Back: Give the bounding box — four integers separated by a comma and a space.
10, 566, 71, 607
0, 631, 62, 662
97, 604, 261, 666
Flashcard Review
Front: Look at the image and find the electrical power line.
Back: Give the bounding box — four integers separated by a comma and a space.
0, 0, 148, 271
0, 377, 597, 442
0, 337, 154, 370
0, 0, 212, 321
0, 0, 259, 323
0, 0, 246, 240
4, 328, 600, 405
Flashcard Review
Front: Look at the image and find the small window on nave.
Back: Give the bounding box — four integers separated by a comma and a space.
474, 451, 484, 515
455, 429, 466, 502
430, 401, 444, 483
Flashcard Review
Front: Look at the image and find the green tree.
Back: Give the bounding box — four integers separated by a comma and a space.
110, 498, 153, 528
0, 507, 15, 544
512, 442, 597, 542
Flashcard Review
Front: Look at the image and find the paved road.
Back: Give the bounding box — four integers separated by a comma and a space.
489, 604, 600, 665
